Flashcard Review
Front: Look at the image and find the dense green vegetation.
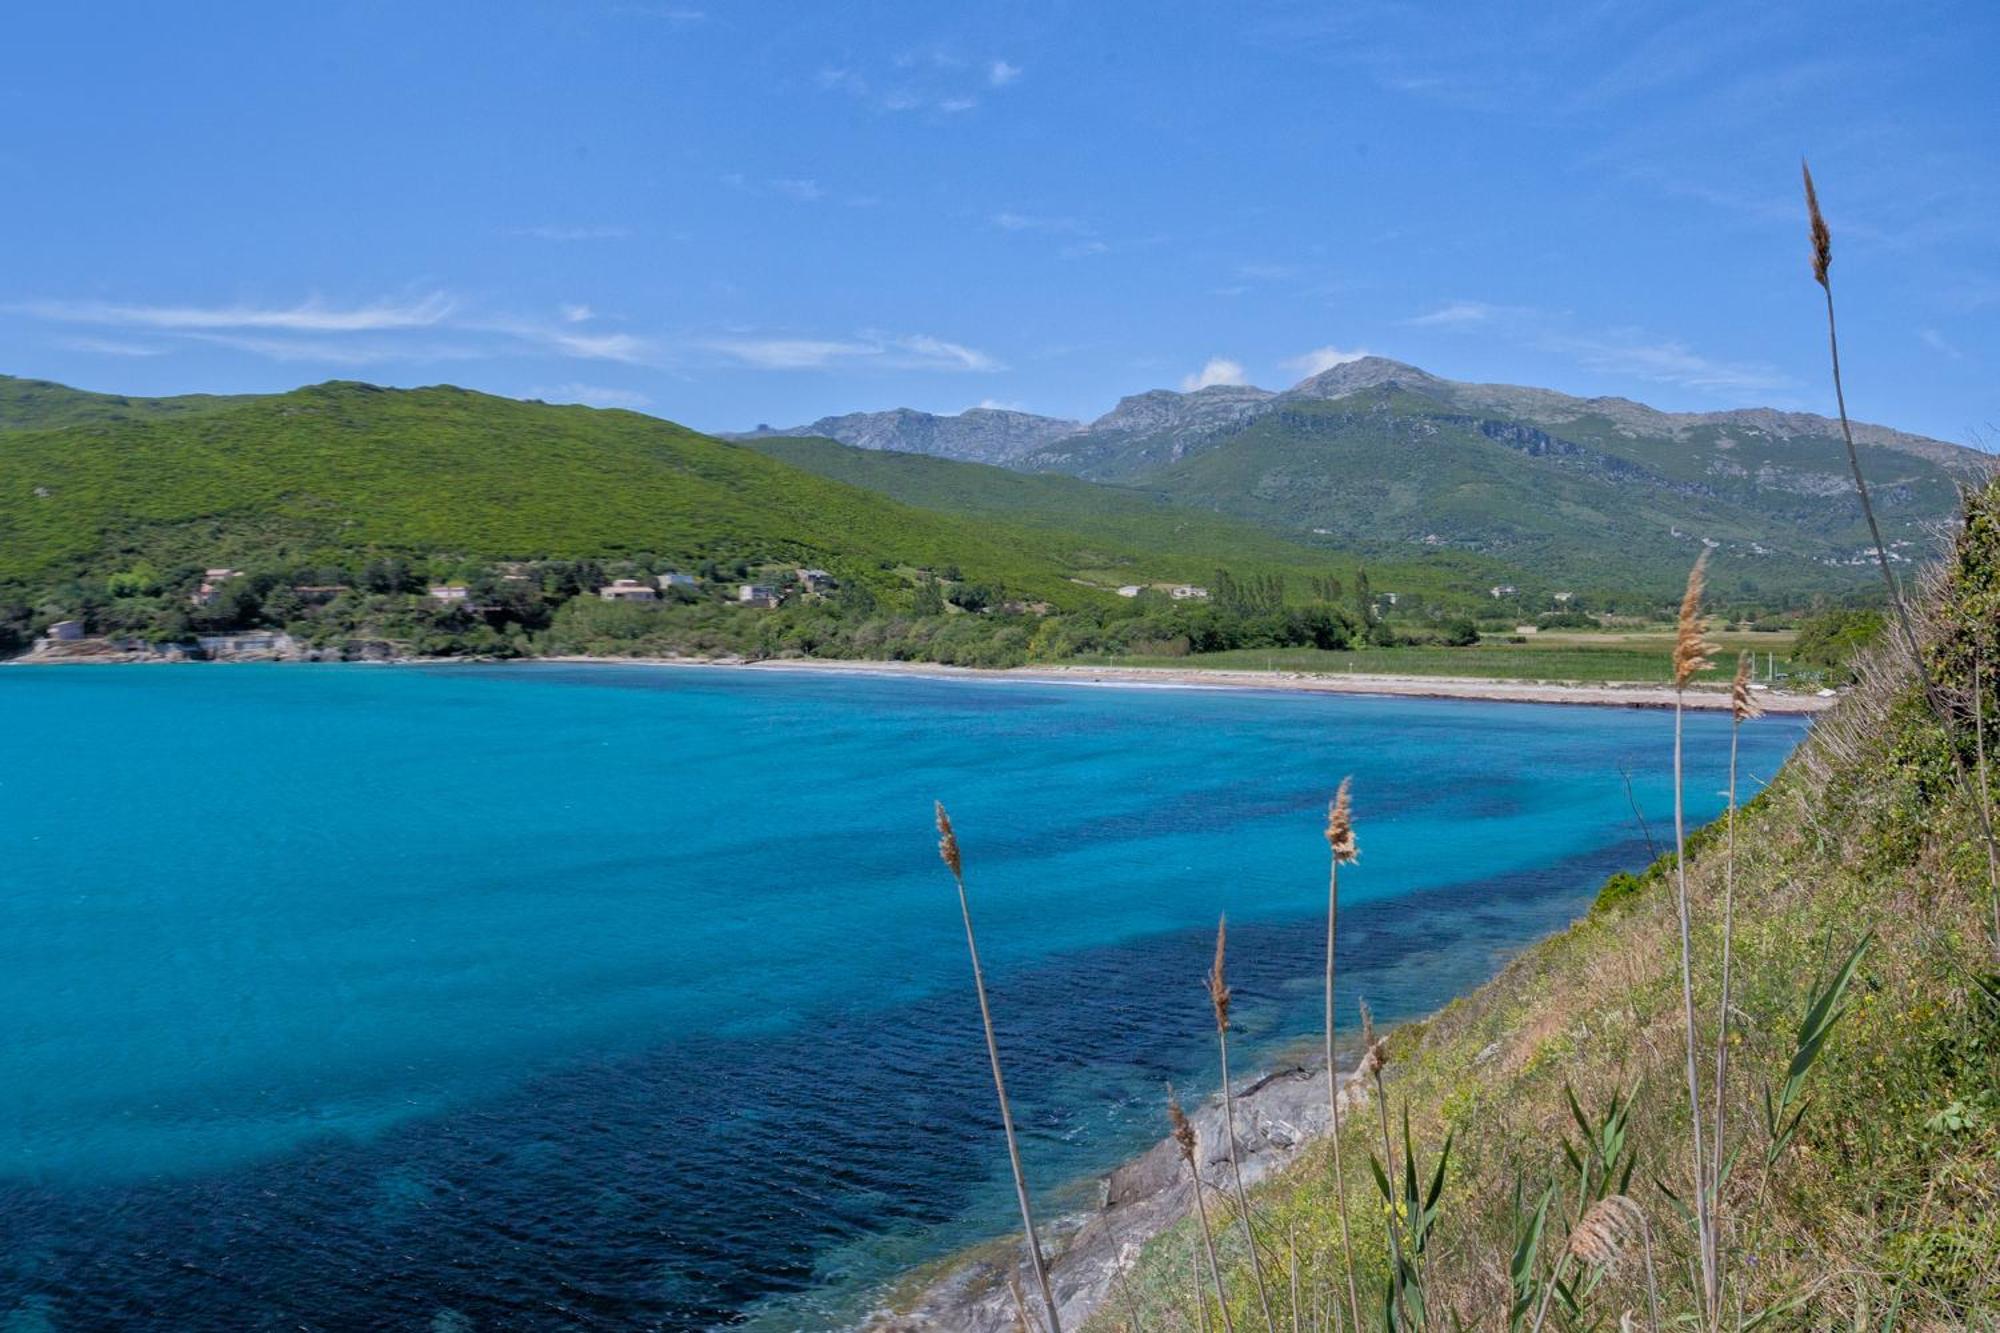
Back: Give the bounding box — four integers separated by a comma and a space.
1, 373, 1675, 666
740, 432, 1518, 605
1791, 605, 1888, 676
1037, 385, 1974, 601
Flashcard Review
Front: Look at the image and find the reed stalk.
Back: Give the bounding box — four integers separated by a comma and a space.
1322, 780, 1366, 1333
1670, 556, 1719, 1324
935, 802, 1062, 1333
1209, 917, 1280, 1333
1708, 652, 1760, 1293
1802, 159, 2000, 960
1173, 1091, 1237, 1333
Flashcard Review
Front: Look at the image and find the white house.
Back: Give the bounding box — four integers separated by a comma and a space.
598, 579, 658, 602
46, 620, 85, 642
427, 585, 471, 604
656, 572, 699, 590
1169, 585, 1208, 601
738, 584, 779, 609
1116, 585, 1144, 598
795, 568, 837, 593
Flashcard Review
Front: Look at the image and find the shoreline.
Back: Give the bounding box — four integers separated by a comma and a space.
871, 1042, 1376, 1332
535, 653, 1837, 714
7, 645, 1837, 713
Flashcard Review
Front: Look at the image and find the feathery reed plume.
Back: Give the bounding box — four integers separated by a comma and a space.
1672, 551, 1714, 688
1730, 650, 1762, 724
1666, 560, 1718, 1323
1801, 159, 2000, 958
935, 801, 1063, 1333
1711, 652, 1759, 1235
1171, 1091, 1236, 1333
1206, 917, 1278, 1333
1802, 159, 1831, 288
1320, 778, 1365, 1333
1567, 1197, 1660, 1333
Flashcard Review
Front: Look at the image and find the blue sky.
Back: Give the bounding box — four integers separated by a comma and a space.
3, 1, 1995, 443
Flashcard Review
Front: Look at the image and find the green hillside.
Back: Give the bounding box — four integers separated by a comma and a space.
0, 378, 1117, 607
739, 433, 1518, 605
1119, 386, 1966, 600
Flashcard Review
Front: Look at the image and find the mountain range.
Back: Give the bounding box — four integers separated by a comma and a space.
734, 357, 1993, 593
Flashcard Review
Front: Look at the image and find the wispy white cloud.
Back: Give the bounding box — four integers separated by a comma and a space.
769, 177, 825, 202
1060, 240, 1110, 260
526, 383, 653, 409
819, 53, 1014, 115
1181, 357, 1248, 391
1282, 345, 1370, 376
18, 292, 455, 332
992, 211, 1085, 234
1405, 300, 1503, 327
507, 224, 632, 242
971, 397, 1026, 411
705, 331, 1002, 372
180, 333, 483, 365
1551, 330, 1788, 395
16, 291, 654, 367
1919, 327, 1965, 360
55, 335, 168, 357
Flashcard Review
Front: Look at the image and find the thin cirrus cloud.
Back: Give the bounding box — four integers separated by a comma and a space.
705, 332, 1002, 372
15, 292, 653, 366
817, 54, 1019, 114
1405, 300, 1507, 328
17, 292, 1002, 380
18, 292, 457, 333
1407, 297, 1789, 395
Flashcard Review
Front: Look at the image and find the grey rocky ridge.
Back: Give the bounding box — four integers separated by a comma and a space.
732, 357, 1994, 592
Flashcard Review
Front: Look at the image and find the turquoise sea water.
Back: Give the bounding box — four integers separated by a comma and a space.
0, 663, 1806, 1329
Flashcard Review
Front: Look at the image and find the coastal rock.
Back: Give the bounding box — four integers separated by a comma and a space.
872, 1059, 1373, 1333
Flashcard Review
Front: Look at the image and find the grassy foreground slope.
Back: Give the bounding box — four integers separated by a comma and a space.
0, 379, 1134, 608
1100, 480, 2000, 1328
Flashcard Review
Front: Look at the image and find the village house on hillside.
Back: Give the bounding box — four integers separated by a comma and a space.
1169, 585, 1208, 601
737, 584, 779, 610
190, 568, 244, 607
45, 620, 85, 642
598, 579, 657, 603
427, 585, 470, 604
656, 571, 698, 590
794, 568, 837, 594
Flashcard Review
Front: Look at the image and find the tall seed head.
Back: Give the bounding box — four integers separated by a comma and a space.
1207, 915, 1232, 1031
1731, 650, 1762, 722
1568, 1194, 1648, 1270
1168, 1091, 1198, 1165
1802, 158, 1832, 288
934, 800, 962, 879
1672, 552, 1715, 688
1325, 777, 1358, 864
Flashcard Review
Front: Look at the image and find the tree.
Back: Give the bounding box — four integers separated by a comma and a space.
912, 578, 946, 616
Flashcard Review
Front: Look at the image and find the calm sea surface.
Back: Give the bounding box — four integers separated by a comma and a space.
0, 663, 1807, 1330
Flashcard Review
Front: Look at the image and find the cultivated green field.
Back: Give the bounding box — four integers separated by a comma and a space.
1086, 629, 1813, 684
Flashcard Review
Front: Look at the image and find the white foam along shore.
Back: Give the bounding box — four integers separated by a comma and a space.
538, 654, 1837, 714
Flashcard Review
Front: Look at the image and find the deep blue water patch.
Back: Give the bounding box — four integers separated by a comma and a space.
0, 664, 1806, 1330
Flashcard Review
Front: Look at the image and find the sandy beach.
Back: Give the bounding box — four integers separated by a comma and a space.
541, 654, 1838, 714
